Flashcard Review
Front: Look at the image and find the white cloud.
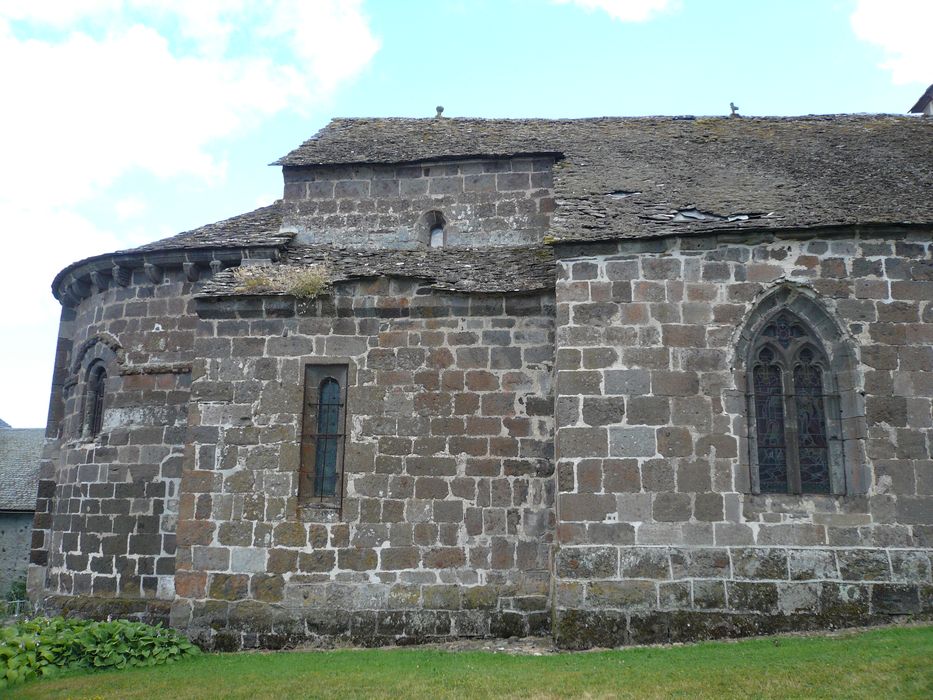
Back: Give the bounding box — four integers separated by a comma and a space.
114, 195, 149, 221
553, 0, 677, 22
0, 2, 380, 426
851, 0, 933, 85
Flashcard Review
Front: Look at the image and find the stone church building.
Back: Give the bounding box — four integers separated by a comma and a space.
31, 114, 933, 649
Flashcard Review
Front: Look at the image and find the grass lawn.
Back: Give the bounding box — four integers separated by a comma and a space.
9, 624, 933, 699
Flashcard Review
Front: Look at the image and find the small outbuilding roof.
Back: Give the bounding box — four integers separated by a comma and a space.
0, 428, 43, 512
909, 84, 933, 114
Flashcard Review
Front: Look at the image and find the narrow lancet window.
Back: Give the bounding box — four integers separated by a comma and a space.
793, 348, 831, 493
753, 348, 788, 493
299, 364, 348, 508
313, 378, 342, 497
85, 363, 107, 437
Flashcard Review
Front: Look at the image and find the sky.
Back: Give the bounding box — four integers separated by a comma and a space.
0, 0, 930, 428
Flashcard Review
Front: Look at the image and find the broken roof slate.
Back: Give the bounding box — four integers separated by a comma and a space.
0, 428, 43, 511
277, 115, 933, 242
201, 244, 556, 297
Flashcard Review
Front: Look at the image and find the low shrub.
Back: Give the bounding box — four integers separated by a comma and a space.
0, 617, 199, 689
5, 580, 27, 603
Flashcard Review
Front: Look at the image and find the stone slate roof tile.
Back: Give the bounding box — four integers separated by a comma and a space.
0, 428, 44, 511
121, 202, 290, 253
276, 115, 933, 242
201, 244, 555, 296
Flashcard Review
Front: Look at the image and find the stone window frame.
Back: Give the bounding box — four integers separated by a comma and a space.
83, 361, 108, 438
73, 338, 120, 442
297, 357, 354, 520
419, 210, 447, 248
734, 285, 868, 496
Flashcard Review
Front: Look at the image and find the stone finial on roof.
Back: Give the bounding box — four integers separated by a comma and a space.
909, 84, 933, 116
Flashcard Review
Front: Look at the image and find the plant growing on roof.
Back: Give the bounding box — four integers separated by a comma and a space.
232, 264, 331, 299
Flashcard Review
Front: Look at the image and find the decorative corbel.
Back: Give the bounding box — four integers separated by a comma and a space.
70, 277, 91, 299
209, 260, 223, 276
111, 264, 131, 286
144, 263, 163, 284
60, 287, 82, 307
89, 270, 108, 293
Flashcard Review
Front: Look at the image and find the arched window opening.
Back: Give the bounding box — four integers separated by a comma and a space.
430, 224, 445, 248
84, 362, 107, 437
420, 210, 447, 248
299, 364, 348, 509
748, 311, 836, 495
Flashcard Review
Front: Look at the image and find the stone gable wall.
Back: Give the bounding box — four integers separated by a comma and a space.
552, 231, 933, 647
281, 158, 555, 249
171, 280, 555, 649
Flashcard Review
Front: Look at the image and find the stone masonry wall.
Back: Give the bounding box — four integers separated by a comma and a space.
32, 267, 198, 611
552, 230, 933, 647
282, 158, 555, 249
171, 279, 555, 649
0, 512, 34, 597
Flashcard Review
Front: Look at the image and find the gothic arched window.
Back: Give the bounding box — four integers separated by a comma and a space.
749, 311, 836, 494
84, 361, 107, 437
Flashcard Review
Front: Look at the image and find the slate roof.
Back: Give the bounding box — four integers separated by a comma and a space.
202, 244, 556, 296
276, 115, 933, 242
0, 428, 43, 511
54, 113, 933, 298
0, 419, 9, 429
53, 203, 292, 299
121, 202, 290, 254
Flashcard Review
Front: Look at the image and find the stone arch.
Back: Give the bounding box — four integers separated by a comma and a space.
70, 335, 121, 440
415, 210, 447, 248
732, 283, 868, 495
70, 332, 125, 374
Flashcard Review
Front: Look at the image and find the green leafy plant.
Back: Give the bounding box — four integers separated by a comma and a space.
6, 580, 27, 603
0, 617, 199, 689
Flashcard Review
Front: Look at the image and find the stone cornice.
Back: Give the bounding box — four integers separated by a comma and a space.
52, 246, 284, 307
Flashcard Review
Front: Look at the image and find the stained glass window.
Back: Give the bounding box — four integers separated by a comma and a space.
753, 348, 787, 492
794, 348, 831, 493
762, 312, 805, 349
750, 312, 833, 494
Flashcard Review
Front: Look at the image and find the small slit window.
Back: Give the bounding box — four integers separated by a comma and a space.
299, 364, 348, 510
421, 210, 446, 248
84, 362, 107, 437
